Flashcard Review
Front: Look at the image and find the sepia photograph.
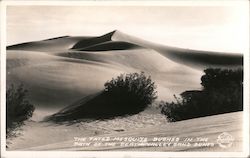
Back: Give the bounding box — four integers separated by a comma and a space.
1, 1, 249, 158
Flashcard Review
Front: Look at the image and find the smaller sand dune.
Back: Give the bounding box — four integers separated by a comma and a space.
7, 50, 124, 110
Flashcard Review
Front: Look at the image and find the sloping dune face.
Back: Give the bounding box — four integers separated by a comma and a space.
111, 31, 243, 69
7, 30, 242, 119
7, 50, 123, 108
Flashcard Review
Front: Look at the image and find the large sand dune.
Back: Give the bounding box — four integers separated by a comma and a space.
6, 30, 244, 151
7, 30, 219, 115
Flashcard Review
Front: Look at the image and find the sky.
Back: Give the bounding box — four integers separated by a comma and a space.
6, 5, 249, 53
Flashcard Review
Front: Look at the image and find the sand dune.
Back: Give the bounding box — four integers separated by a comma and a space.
6, 30, 244, 151
7, 32, 205, 114
7, 48, 202, 117
6, 30, 243, 119
7, 50, 123, 110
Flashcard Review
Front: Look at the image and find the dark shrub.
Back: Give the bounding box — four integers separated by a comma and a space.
201, 68, 243, 112
103, 72, 157, 115
201, 68, 243, 91
48, 72, 157, 122
160, 92, 205, 122
6, 84, 35, 137
161, 68, 243, 122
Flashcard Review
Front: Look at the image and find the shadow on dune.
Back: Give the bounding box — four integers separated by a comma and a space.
71, 31, 116, 49
78, 41, 141, 51
46, 91, 147, 123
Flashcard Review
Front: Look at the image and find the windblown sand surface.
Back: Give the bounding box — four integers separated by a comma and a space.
8, 112, 242, 151
6, 30, 243, 151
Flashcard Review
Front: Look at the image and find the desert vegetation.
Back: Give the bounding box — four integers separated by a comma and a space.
161, 68, 243, 122
104, 71, 157, 114
48, 72, 157, 121
6, 84, 35, 138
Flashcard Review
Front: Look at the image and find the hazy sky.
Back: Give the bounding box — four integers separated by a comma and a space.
7, 5, 248, 53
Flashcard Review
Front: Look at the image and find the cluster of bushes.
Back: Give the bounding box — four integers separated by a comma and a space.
7, 68, 243, 129
160, 68, 243, 122
55, 68, 241, 121
105, 68, 242, 122
6, 84, 35, 137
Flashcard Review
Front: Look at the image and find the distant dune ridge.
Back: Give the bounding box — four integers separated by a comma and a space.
8, 30, 243, 67
7, 30, 243, 120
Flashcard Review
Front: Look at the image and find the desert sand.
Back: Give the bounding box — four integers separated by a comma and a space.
8, 112, 242, 151
6, 30, 243, 151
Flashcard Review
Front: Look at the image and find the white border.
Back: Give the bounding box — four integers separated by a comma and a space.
0, 1, 249, 158
0, 1, 7, 157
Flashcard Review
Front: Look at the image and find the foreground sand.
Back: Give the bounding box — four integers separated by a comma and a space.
9, 112, 242, 152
